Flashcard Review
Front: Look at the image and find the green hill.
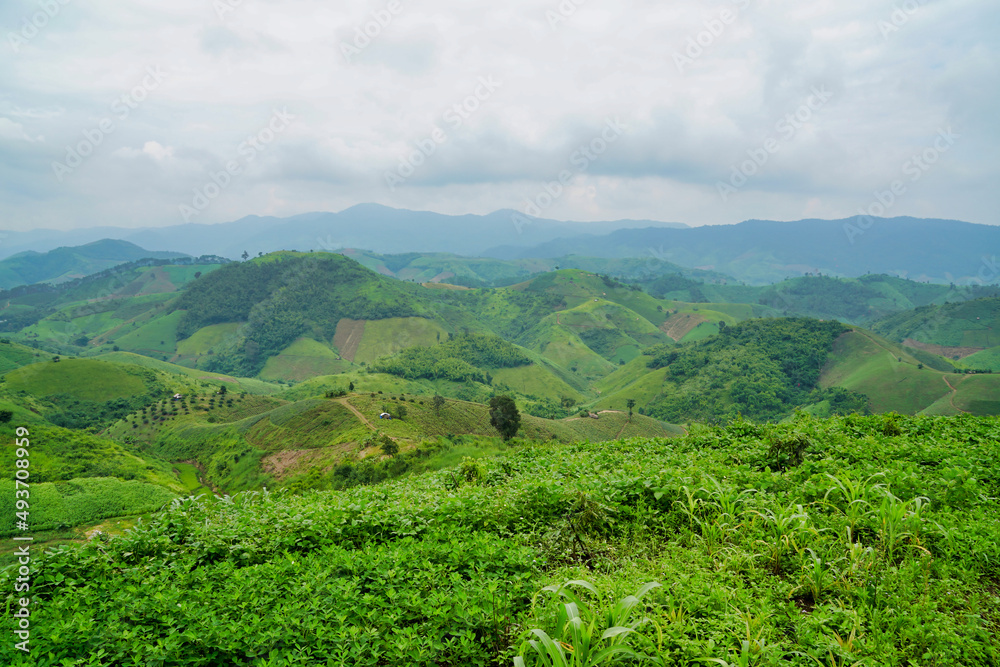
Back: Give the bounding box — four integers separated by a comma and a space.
0, 239, 187, 289
0, 337, 42, 374
4, 258, 224, 342
106, 386, 680, 495
341, 249, 729, 288
643, 273, 997, 325
818, 328, 1000, 415
173, 252, 437, 376
872, 297, 1000, 369
603, 318, 865, 423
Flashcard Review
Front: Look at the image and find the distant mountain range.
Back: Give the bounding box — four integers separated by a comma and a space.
485, 216, 1000, 284
0, 204, 687, 264
1, 207, 997, 286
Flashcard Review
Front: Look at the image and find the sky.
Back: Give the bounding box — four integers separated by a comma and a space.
1, 0, 998, 232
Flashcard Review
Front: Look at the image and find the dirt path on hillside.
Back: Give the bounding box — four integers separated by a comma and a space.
335, 397, 377, 430
903, 338, 983, 360
333, 319, 365, 362
660, 313, 707, 341
942, 375, 970, 414
613, 418, 630, 440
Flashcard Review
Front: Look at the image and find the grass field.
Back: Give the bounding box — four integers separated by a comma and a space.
0, 339, 42, 374
174, 462, 214, 496
491, 364, 585, 402
961, 345, 1000, 371
952, 374, 1000, 415
4, 358, 149, 402
95, 352, 282, 395
0, 477, 176, 537
175, 322, 242, 355
592, 366, 670, 412
259, 337, 352, 382
819, 330, 952, 414
351, 317, 448, 364
113, 310, 184, 357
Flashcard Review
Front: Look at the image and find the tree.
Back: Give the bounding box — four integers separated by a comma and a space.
219, 385, 227, 395
395, 404, 408, 420
432, 394, 446, 414
194, 271, 202, 279
381, 438, 399, 457
626, 399, 636, 419
489, 395, 520, 441
0, 410, 13, 423
348, 381, 354, 392
241, 250, 249, 261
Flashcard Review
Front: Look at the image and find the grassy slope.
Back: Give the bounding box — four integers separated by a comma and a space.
112, 389, 681, 493
0, 339, 43, 374
5, 358, 149, 402
259, 337, 352, 382
175, 322, 242, 356
960, 346, 1000, 371
351, 317, 448, 364
819, 329, 956, 414
491, 364, 585, 402
873, 296, 1000, 348
94, 352, 281, 395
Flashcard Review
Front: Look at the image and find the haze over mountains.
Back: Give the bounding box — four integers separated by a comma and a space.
0, 204, 687, 264
488, 216, 1000, 284
2, 206, 997, 286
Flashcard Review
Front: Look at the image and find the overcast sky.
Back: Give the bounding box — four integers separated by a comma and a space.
1, 0, 997, 232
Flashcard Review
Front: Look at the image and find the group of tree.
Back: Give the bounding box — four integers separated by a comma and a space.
644, 318, 868, 423
176, 254, 426, 375
370, 333, 531, 383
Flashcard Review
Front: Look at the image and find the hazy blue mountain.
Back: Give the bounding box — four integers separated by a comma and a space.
483, 216, 1000, 284
0, 204, 688, 262
0, 239, 187, 289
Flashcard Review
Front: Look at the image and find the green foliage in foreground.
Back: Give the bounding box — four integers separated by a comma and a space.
2, 414, 999, 666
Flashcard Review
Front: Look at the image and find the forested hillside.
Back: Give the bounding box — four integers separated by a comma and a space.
176, 253, 430, 375
641, 318, 866, 422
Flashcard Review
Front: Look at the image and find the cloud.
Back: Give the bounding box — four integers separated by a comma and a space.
113, 140, 175, 160
0, 0, 997, 231
0, 118, 41, 143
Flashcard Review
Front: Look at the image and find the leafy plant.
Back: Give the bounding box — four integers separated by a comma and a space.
515, 580, 662, 667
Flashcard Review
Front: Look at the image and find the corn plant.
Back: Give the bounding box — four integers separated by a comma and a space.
873, 491, 931, 561
701, 475, 755, 522
751, 503, 813, 574
821, 472, 885, 534
514, 580, 662, 667
793, 548, 842, 604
